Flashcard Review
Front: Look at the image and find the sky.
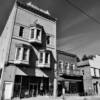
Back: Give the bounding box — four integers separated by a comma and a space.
1, 0, 100, 58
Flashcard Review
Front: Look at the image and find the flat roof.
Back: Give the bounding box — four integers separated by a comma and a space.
57, 50, 77, 58
77, 60, 89, 67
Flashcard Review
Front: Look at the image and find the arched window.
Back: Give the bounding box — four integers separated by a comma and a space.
58, 61, 63, 73
65, 63, 69, 71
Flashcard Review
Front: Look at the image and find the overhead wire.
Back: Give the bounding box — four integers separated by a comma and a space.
64, 0, 100, 25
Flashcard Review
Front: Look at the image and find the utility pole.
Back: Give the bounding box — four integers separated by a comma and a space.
53, 63, 57, 98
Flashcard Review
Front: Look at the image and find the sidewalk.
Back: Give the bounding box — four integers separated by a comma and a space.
14, 95, 100, 100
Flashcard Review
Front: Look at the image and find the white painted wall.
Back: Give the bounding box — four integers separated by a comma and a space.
89, 55, 100, 69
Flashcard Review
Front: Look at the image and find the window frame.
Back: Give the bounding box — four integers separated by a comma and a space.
30, 27, 42, 42
15, 45, 30, 63
38, 51, 50, 65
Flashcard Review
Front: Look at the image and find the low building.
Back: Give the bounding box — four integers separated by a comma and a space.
78, 55, 100, 95
57, 50, 84, 96
0, 1, 57, 100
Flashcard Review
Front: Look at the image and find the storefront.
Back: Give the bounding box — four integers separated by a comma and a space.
13, 75, 51, 99
57, 76, 84, 96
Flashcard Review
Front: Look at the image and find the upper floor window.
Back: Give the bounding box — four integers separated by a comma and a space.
16, 47, 22, 60
65, 63, 69, 70
90, 67, 95, 76
94, 68, 96, 77
30, 28, 42, 41
72, 64, 76, 70
23, 48, 29, 61
58, 61, 63, 73
99, 69, 100, 77
29, 23, 43, 44
0, 69, 2, 79
46, 36, 50, 45
95, 68, 99, 77
36, 29, 41, 40
45, 52, 49, 63
19, 26, 24, 37
39, 51, 50, 64
70, 64, 74, 70
40, 52, 43, 63
31, 29, 35, 38
15, 45, 30, 63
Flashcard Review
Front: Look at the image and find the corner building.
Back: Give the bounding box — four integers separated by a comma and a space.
0, 1, 56, 99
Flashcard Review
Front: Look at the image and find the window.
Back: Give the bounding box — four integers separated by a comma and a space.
46, 36, 50, 45
0, 69, 2, 79
15, 46, 29, 62
30, 28, 41, 41
72, 64, 76, 70
16, 47, 22, 60
94, 68, 96, 76
39, 51, 50, 65
19, 26, 24, 37
58, 61, 63, 73
65, 63, 68, 71
31, 29, 35, 38
39, 52, 43, 63
70, 64, 73, 70
23, 48, 29, 61
95, 69, 99, 77
36, 29, 41, 40
45, 53, 49, 63
99, 69, 100, 77
90, 67, 94, 76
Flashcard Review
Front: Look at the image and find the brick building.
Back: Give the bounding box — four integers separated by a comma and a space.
57, 50, 84, 96
0, 1, 57, 99
78, 55, 100, 95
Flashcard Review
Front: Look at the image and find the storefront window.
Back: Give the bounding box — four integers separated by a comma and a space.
13, 76, 50, 99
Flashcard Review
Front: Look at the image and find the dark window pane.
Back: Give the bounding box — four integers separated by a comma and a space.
46, 36, 50, 44
19, 26, 24, 37
45, 53, 49, 63
40, 52, 43, 63
0, 69, 2, 79
31, 29, 34, 38
36, 29, 40, 39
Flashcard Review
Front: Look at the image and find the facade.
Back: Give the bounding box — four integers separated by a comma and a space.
0, 1, 56, 100
57, 50, 84, 96
78, 55, 100, 95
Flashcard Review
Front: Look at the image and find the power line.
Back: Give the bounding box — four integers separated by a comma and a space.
65, 0, 100, 25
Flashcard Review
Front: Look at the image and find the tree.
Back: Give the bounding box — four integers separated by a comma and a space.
82, 54, 88, 61
76, 57, 80, 62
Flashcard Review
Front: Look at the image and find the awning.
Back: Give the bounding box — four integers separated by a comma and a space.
15, 67, 48, 77
35, 69, 48, 77
57, 76, 82, 82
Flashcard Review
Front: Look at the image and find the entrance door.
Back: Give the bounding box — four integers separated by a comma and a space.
3, 82, 13, 100
93, 83, 98, 94
57, 82, 63, 96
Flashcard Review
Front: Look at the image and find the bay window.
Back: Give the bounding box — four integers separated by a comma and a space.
29, 26, 42, 44
37, 51, 50, 68
14, 45, 30, 65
